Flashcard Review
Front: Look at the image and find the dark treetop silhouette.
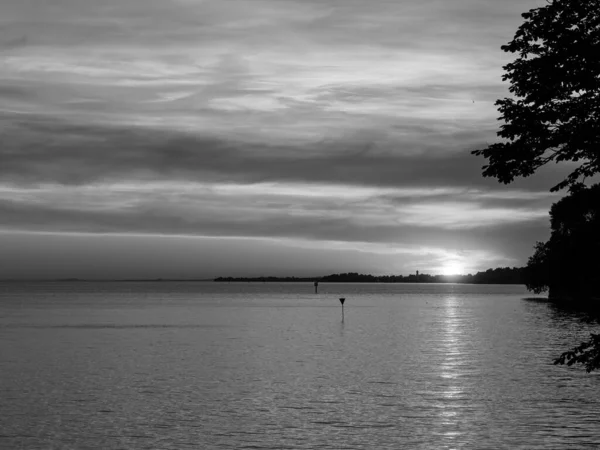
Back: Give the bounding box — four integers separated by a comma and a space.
524, 184, 600, 300
472, 0, 600, 193
525, 185, 600, 372
473, 0, 600, 371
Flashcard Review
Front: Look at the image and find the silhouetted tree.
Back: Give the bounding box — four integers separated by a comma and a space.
523, 241, 551, 294
472, 0, 600, 192
523, 184, 600, 299
473, 0, 600, 371
525, 188, 600, 374
554, 333, 600, 373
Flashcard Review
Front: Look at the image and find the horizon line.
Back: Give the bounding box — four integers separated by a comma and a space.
0, 267, 524, 283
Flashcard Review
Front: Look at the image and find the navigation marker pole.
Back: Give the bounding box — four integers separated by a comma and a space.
339, 298, 345, 322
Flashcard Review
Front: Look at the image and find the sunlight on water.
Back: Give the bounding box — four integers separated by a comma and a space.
0, 282, 599, 449
437, 296, 467, 445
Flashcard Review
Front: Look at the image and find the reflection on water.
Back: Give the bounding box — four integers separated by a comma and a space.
438, 296, 465, 444
539, 298, 600, 325
0, 282, 599, 449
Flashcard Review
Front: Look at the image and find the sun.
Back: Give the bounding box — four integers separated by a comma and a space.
440, 262, 465, 276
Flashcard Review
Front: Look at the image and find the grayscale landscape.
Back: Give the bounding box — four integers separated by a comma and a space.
1, 0, 599, 448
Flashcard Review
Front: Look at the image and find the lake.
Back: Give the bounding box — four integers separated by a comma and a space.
1, 282, 599, 449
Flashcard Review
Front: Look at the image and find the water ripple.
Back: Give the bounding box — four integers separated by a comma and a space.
1, 282, 599, 449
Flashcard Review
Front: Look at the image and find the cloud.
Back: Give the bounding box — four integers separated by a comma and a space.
0, 0, 543, 136
0, 0, 558, 277
0, 228, 515, 279
0, 112, 572, 192
0, 179, 552, 275
0, 181, 551, 234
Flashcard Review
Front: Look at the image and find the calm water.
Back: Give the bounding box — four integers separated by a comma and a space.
1, 282, 599, 449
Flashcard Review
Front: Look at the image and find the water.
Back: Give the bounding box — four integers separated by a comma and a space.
1, 282, 599, 449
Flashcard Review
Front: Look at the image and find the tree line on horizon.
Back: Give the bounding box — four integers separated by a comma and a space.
214, 266, 524, 284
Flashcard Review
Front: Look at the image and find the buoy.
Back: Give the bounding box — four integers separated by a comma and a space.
339, 298, 345, 321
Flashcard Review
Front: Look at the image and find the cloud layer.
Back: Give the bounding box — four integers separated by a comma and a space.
0, 0, 558, 278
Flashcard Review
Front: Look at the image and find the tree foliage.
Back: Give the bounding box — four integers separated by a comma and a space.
523, 184, 600, 299
477, 0, 600, 371
523, 241, 550, 294
523, 184, 600, 372
472, 0, 600, 192
554, 333, 600, 372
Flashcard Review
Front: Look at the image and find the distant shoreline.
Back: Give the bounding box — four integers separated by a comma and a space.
0, 278, 214, 283
217, 268, 526, 284
0, 279, 526, 285
0, 267, 525, 284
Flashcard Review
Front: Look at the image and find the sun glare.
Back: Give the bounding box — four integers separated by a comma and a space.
440, 263, 464, 276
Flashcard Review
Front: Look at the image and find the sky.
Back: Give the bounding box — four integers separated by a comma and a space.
0, 0, 569, 279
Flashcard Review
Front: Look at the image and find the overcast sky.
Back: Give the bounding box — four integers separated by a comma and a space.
0, 0, 567, 279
